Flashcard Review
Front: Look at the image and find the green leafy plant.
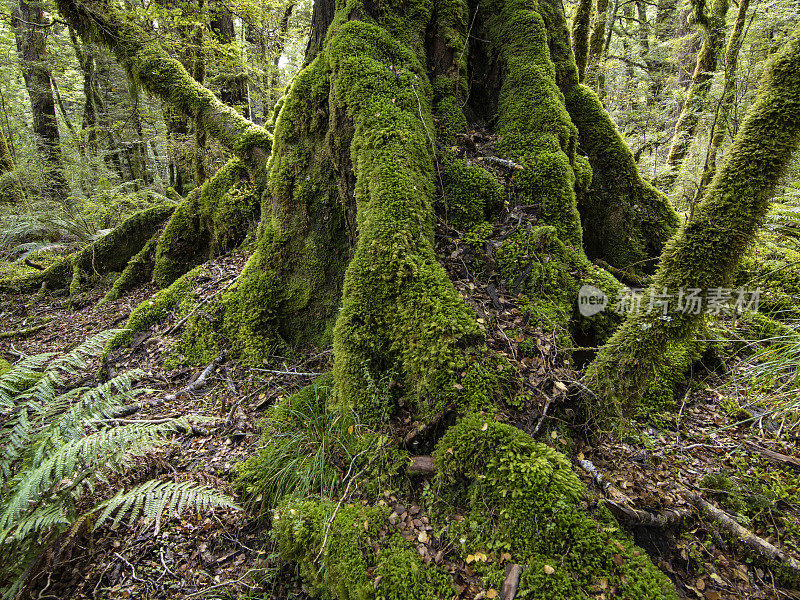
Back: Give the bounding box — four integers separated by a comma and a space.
0, 330, 239, 599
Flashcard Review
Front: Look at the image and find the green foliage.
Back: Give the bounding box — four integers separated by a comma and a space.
0, 331, 239, 599
235, 374, 407, 512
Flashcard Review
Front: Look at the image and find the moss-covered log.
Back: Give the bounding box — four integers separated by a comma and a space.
152, 158, 260, 286
0, 205, 175, 294
586, 26, 800, 418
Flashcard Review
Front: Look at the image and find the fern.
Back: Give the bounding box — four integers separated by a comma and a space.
0, 332, 240, 599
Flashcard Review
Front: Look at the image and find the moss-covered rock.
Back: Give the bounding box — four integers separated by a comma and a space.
433, 414, 678, 599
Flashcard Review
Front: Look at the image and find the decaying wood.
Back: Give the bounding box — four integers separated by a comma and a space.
501, 563, 524, 600
407, 455, 436, 475
402, 409, 450, 450
579, 459, 689, 528
0, 323, 46, 339
683, 489, 800, 584
744, 441, 800, 470
478, 156, 524, 170
605, 499, 689, 528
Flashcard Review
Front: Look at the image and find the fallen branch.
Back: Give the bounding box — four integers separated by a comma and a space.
744, 441, 800, 470
252, 367, 323, 377
0, 323, 47, 339
605, 500, 689, 528
579, 459, 688, 528
107, 352, 227, 418
501, 563, 524, 600
168, 351, 227, 400
683, 489, 800, 585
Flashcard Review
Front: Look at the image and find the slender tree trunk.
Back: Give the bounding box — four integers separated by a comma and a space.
586, 0, 609, 91
659, 0, 729, 192
210, 4, 250, 119
571, 0, 593, 82
269, 1, 296, 109
588, 26, 800, 418
12, 0, 70, 203
694, 0, 750, 201
193, 0, 207, 185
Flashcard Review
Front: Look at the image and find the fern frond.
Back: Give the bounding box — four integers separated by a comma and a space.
93, 480, 240, 532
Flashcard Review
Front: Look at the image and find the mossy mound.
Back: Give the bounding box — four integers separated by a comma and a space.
273, 500, 455, 600
153, 159, 259, 287
0, 359, 10, 376
433, 414, 678, 599
440, 151, 505, 230
496, 224, 622, 345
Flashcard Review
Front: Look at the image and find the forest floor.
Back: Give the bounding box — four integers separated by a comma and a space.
2, 236, 800, 599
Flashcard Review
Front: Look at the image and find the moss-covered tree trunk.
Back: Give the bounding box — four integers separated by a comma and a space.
12, 0, 70, 204
658, 0, 729, 193
587, 26, 800, 418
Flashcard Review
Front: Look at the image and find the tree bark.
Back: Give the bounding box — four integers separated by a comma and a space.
587, 26, 800, 418
693, 0, 749, 202
659, 0, 729, 193
571, 0, 593, 82
13, 0, 70, 203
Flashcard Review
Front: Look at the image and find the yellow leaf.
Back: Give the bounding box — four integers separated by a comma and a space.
543, 565, 555, 574
481, 422, 489, 431
466, 554, 475, 564
486, 590, 498, 598
348, 425, 354, 434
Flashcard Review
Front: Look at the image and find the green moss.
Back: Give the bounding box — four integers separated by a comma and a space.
220, 54, 351, 361
325, 16, 484, 425
153, 159, 258, 287
433, 414, 678, 599
5, 204, 175, 295
272, 499, 454, 600
587, 30, 800, 419
99, 231, 161, 305
0, 359, 10, 376
0, 171, 24, 204
106, 266, 202, 352
565, 85, 679, 271
439, 151, 505, 229
496, 224, 621, 345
